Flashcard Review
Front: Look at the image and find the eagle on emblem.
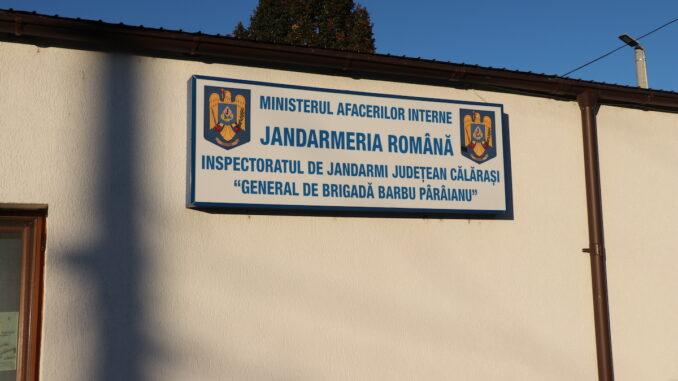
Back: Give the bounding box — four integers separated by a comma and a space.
463, 111, 493, 162
209, 89, 247, 147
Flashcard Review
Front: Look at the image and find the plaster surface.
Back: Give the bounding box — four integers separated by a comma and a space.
2, 40, 669, 380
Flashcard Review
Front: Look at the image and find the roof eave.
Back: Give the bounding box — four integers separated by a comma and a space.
1, 9, 677, 113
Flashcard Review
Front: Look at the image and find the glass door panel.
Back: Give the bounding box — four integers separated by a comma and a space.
0, 229, 24, 381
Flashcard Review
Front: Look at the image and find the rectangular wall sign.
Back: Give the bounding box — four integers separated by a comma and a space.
188, 75, 511, 215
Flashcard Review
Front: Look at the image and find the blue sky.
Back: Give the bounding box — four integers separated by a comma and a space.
3, 0, 678, 91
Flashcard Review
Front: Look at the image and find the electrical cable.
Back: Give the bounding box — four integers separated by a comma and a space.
561, 18, 678, 77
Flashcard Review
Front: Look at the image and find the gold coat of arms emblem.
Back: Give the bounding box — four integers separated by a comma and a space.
461, 110, 496, 163
207, 88, 249, 148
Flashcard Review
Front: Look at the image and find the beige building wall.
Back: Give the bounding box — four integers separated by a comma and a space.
0, 39, 674, 380
597, 107, 678, 380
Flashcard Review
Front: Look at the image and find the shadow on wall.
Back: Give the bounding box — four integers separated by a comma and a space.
61, 53, 282, 381
67, 54, 151, 380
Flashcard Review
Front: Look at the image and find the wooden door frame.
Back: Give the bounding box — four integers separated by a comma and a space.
0, 208, 46, 381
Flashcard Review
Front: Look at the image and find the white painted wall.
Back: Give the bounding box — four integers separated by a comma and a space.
0, 39, 674, 380
597, 107, 678, 381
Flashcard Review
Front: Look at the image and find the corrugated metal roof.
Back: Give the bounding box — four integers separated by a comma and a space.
1, 8, 678, 112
